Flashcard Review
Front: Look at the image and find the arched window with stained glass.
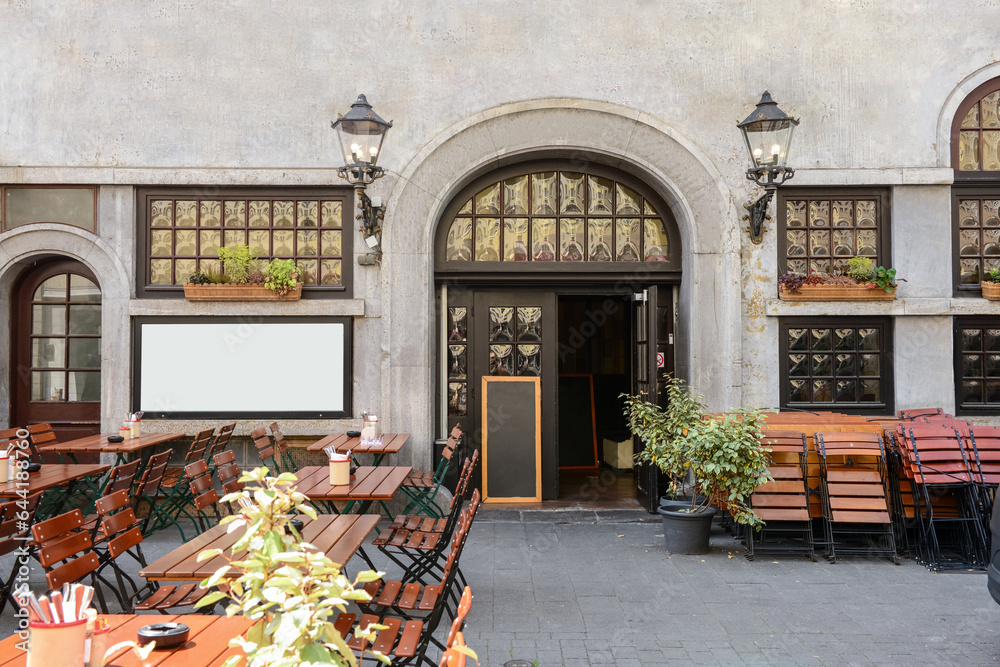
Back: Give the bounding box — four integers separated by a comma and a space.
439, 168, 675, 267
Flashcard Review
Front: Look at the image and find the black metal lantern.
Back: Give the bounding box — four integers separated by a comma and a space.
332, 95, 393, 264
331, 94, 393, 186
737, 91, 799, 244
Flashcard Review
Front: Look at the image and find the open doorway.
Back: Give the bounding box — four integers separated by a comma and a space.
556, 294, 638, 507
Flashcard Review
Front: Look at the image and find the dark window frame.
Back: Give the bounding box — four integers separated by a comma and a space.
434, 160, 681, 279
954, 316, 1000, 416
951, 184, 1000, 293
951, 78, 1000, 181
776, 187, 892, 278
778, 316, 894, 415
131, 315, 353, 419
0, 185, 97, 233
135, 186, 354, 299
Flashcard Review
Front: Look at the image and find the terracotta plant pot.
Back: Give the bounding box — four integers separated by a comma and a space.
183, 283, 302, 301
982, 281, 1000, 301
778, 283, 896, 301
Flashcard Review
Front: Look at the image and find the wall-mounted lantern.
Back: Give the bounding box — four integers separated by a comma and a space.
331, 94, 393, 264
737, 91, 799, 244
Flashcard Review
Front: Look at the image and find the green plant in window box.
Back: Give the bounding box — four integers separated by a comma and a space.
981, 268, 1000, 300
194, 467, 389, 667
264, 258, 300, 295
188, 271, 210, 285
217, 244, 259, 284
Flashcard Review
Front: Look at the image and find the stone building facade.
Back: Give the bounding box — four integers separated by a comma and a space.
3, 2, 1000, 505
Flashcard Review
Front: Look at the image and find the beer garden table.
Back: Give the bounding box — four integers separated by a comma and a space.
0, 463, 110, 518
307, 433, 410, 466
140, 514, 381, 581
291, 465, 413, 515
0, 614, 253, 667
35, 432, 185, 466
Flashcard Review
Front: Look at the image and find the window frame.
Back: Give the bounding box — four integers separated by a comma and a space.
0, 185, 97, 233
951, 78, 1000, 182
135, 186, 354, 299
953, 316, 1000, 416
433, 160, 681, 279
778, 316, 895, 415
776, 187, 892, 278
951, 184, 1000, 293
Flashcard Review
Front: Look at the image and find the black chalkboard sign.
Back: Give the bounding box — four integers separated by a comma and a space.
482, 376, 541, 502
558, 374, 598, 469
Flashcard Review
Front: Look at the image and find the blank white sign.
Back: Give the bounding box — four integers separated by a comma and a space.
138, 321, 345, 414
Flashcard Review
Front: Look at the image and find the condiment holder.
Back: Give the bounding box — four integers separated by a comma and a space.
328, 451, 350, 486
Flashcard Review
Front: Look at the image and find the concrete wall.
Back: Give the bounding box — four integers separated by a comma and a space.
4, 2, 1000, 465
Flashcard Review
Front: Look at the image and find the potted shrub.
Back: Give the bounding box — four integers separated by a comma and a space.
982, 268, 1000, 300
777, 257, 902, 301
183, 245, 303, 301
624, 376, 773, 554
194, 467, 387, 666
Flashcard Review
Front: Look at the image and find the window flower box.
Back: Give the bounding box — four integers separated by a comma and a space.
982, 281, 1000, 301
778, 284, 896, 301
183, 283, 302, 301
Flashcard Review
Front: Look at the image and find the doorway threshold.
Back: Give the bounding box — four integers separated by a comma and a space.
477, 506, 656, 524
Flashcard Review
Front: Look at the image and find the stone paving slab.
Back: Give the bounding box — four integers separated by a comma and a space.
3, 512, 1000, 666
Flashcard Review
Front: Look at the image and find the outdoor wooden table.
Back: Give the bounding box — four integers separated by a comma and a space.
36, 432, 185, 466
292, 465, 413, 514
0, 464, 110, 498
140, 513, 380, 581
307, 432, 410, 465
0, 613, 253, 667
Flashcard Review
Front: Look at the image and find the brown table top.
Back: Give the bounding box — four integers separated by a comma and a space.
0, 463, 110, 498
0, 614, 253, 667
307, 432, 410, 455
36, 432, 185, 454
140, 513, 380, 582
292, 465, 413, 501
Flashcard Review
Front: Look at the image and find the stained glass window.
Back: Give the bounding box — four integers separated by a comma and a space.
140, 189, 350, 294
779, 192, 887, 277
780, 318, 892, 413
443, 171, 669, 264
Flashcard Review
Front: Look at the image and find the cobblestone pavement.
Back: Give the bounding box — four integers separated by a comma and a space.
3, 510, 999, 666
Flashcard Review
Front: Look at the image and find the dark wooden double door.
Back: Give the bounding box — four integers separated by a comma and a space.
445, 285, 672, 504
10, 258, 102, 443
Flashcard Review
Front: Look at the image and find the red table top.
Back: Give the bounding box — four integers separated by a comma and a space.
0, 614, 253, 667
292, 465, 413, 501
36, 432, 185, 454
0, 463, 110, 498
140, 513, 379, 581
306, 432, 410, 455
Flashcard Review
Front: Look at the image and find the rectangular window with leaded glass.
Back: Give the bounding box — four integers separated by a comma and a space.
136, 187, 352, 298
779, 317, 893, 414
955, 317, 1000, 414
777, 189, 890, 278
953, 187, 1000, 291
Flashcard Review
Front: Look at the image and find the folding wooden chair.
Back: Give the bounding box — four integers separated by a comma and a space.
185, 459, 222, 533
0, 492, 43, 615
399, 425, 463, 519
31, 510, 115, 613
133, 451, 175, 536
148, 429, 214, 540
213, 450, 244, 515
745, 430, 814, 560
250, 427, 280, 475
337, 506, 477, 666
898, 408, 947, 421
439, 587, 474, 667
269, 422, 298, 472
816, 431, 898, 563
205, 422, 237, 472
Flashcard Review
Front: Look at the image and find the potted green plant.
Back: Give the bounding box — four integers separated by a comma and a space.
982, 268, 1000, 300
624, 376, 773, 554
194, 467, 387, 666
183, 245, 303, 301
777, 257, 902, 301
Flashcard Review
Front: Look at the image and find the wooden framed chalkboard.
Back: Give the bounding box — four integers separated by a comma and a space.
481, 376, 541, 503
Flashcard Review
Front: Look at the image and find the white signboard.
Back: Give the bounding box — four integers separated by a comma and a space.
138, 320, 348, 416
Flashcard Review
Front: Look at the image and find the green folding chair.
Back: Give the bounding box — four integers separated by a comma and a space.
398, 425, 463, 519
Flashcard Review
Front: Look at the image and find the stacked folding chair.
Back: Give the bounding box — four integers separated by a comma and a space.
204, 422, 237, 474
745, 430, 814, 561
816, 431, 898, 563
896, 424, 987, 570
145, 429, 214, 540
269, 422, 298, 472
960, 425, 1000, 528
0, 492, 43, 614
250, 426, 281, 475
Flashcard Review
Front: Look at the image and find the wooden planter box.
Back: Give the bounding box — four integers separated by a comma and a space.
982, 282, 1000, 301
183, 283, 302, 302
778, 284, 896, 301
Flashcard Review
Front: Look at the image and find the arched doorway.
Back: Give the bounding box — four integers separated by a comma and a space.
11, 258, 102, 443
435, 160, 679, 508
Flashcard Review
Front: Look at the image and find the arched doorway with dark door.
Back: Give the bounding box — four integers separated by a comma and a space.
11, 257, 103, 446
434, 159, 680, 509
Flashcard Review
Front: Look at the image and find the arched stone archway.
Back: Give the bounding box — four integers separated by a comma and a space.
0, 225, 132, 430
380, 98, 741, 464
